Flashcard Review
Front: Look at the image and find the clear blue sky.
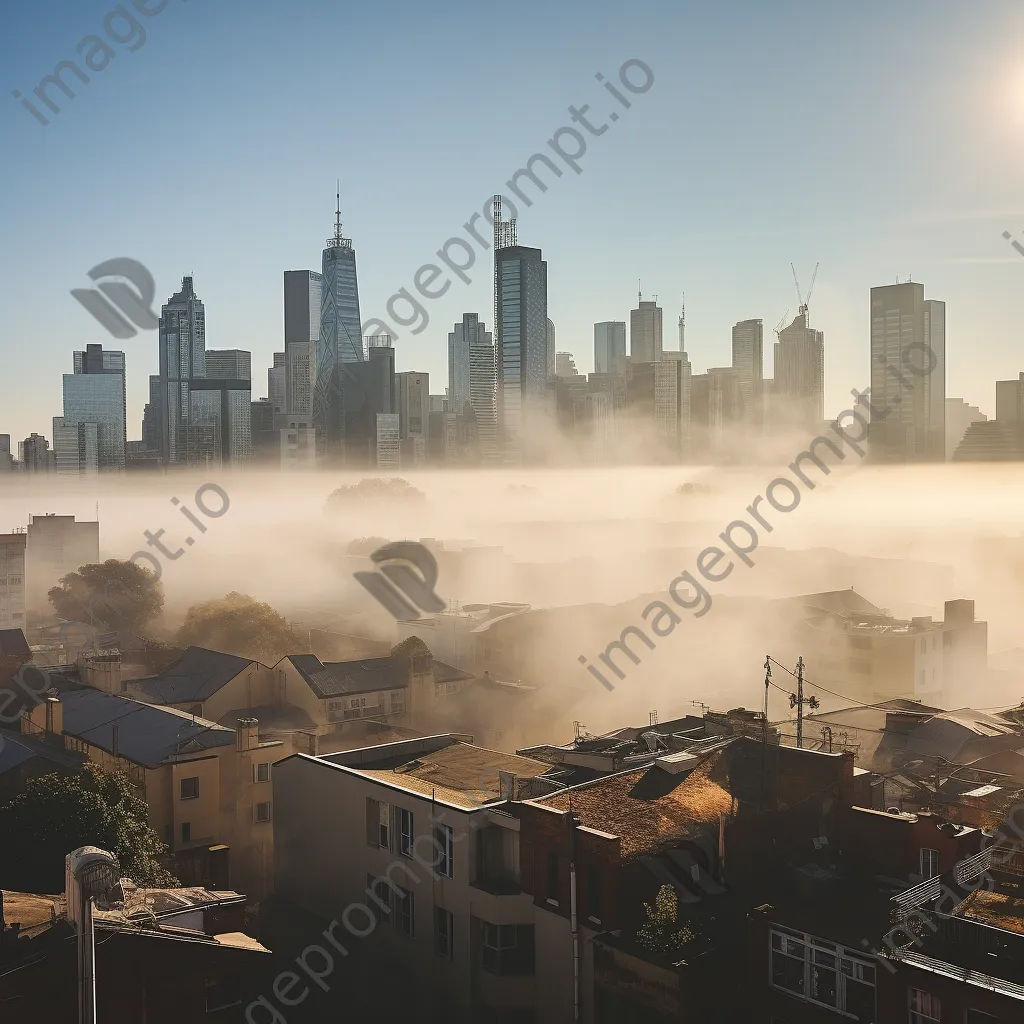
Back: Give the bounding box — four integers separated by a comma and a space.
3, 0, 1024, 444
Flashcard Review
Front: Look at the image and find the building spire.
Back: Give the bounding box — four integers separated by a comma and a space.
678, 292, 685, 352
327, 181, 352, 250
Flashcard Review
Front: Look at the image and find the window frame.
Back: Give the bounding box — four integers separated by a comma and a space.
180, 776, 200, 800
396, 886, 415, 937
909, 987, 941, 1023
920, 848, 940, 880
255, 801, 272, 823
254, 761, 271, 783
434, 905, 454, 959
435, 823, 454, 878
397, 806, 414, 858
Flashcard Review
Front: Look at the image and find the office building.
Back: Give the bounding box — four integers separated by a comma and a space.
376, 413, 400, 470
585, 392, 615, 462
187, 378, 252, 465
250, 399, 278, 464
26, 513, 100, 613
494, 221, 548, 460
63, 344, 126, 471
205, 350, 251, 381
448, 314, 492, 420
594, 321, 626, 375
268, 352, 286, 415
946, 398, 987, 458
450, 316, 497, 462
396, 372, 429, 447
0, 435, 11, 473
279, 417, 317, 470
555, 352, 578, 378
0, 532, 27, 630
343, 339, 395, 465
630, 297, 663, 363
546, 318, 556, 379
51, 418, 99, 475
315, 193, 363, 462
731, 319, 764, 426
158, 276, 207, 466
953, 378, 1022, 461
284, 271, 322, 418
19, 434, 53, 472
655, 351, 692, 459
773, 312, 824, 429
869, 282, 946, 461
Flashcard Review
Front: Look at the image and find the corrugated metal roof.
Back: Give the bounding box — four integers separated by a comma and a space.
129, 647, 254, 704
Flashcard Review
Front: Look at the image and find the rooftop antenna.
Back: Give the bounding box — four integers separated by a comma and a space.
678, 293, 686, 351
637, 279, 642, 306
327, 180, 351, 249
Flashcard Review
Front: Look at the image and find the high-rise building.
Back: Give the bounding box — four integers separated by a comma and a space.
279, 416, 317, 471
449, 314, 497, 462
946, 398, 988, 459
630, 297, 663, 363
158, 276, 207, 465
375, 413, 401, 470
250, 398, 278, 464
284, 270, 322, 417
773, 312, 824, 429
64, 344, 126, 471
396, 372, 429, 444
0, 532, 27, 630
494, 199, 548, 461
343, 339, 395, 465
731, 319, 764, 426
187, 378, 252, 465
594, 322, 626, 375
315, 191, 363, 462
0, 435, 11, 473
555, 352, 579, 378
996, 373, 1024, 423
26, 513, 99, 614
19, 433, 53, 472
268, 352, 286, 415
448, 314, 490, 418
869, 282, 945, 461
205, 350, 252, 381
585, 392, 616, 462
52, 418, 99, 475
546, 318, 557, 379
655, 351, 692, 459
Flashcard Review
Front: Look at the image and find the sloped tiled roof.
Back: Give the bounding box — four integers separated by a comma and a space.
286, 654, 471, 698
129, 647, 254, 704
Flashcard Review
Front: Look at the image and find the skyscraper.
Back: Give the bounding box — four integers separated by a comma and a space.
448, 314, 492, 418
493, 198, 547, 461
630, 297, 663, 363
315, 189, 363, 462
546, 318, 556, 379
284, 270, 322, 417
555, 352, 579, 378
205, 350, 252, 380
396, 372, 429, 443
158, 276, 207, 465
64, 343, 126, 470
655, 351, 692, 459
731, 319, 764, 426
188, 378, 253, 465
594, 321, 626, 375
268, 352, 286, 414
869, 282, 945, 461
19, 434, 53, 472
343, 338, 395, 465
52, 419, 99, 475
773, 312, 824, 429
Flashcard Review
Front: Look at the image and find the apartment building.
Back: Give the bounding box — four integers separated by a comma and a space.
0, 533, 27, 631
14, 673, 293, 900
274, 734, 562, 1022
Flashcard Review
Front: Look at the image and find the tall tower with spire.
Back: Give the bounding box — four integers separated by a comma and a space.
314, 184, 363, 462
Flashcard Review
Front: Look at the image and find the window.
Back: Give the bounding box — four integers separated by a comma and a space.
367, 873, 392, 923
396, 887, 415, 937
205, 974, 241, 1012
481, 922, 535, 976
920, 848, 940, 880
397, 807, 414, 857
181, 821, 191, 843
546, 851, 559, 903
390, 693, 404, 714
254, 762, 271, 783
366, 798, 391, 850
180, 776, 200, 800
769, 929, 875, 1017
910, 989, 941, 1023
435, 823, 454, 878
434, 906, 453, 959
255, 801, 272, 823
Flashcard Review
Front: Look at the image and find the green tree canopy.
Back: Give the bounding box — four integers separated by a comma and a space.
48, 559, 164, 643
324, 477, 425, 512
175, 591, 305, 665
0, 764, 176, 893
637, 884, 702, 959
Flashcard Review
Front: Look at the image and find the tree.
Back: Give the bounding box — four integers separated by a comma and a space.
324, 477, 426, 512
175, 592, 305, 665
48, 559, 164, 644
0, 765, 176, 893
636, 884, 701, 959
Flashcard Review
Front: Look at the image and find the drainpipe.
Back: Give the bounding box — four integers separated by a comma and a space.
568, 812, 580, 1023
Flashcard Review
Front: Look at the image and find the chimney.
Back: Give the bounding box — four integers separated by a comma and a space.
237, 718, 259, 752
44, 696, 62, 738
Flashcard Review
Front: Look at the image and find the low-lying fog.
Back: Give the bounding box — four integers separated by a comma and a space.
4, 461, 1023, 742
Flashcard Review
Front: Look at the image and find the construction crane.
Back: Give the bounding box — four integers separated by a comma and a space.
773, 309, 790, 338
791, 262, 819, 322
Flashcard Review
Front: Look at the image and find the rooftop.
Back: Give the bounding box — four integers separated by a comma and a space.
0, 628, 31, 659
955, 886, 1024, 936
128, 646, 255, 704
284, 651, 472, 698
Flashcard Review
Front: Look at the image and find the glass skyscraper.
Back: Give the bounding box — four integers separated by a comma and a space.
158, 276, 207, 465
285, 270, 323, 417
63, 344, 126, 471
315, 195, 363, 462
495, 245, 548, 462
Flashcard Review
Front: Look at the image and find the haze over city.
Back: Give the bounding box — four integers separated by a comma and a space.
4, 2, 1024, 1023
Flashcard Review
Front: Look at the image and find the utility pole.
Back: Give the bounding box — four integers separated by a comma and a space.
788, 656, 819, 749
